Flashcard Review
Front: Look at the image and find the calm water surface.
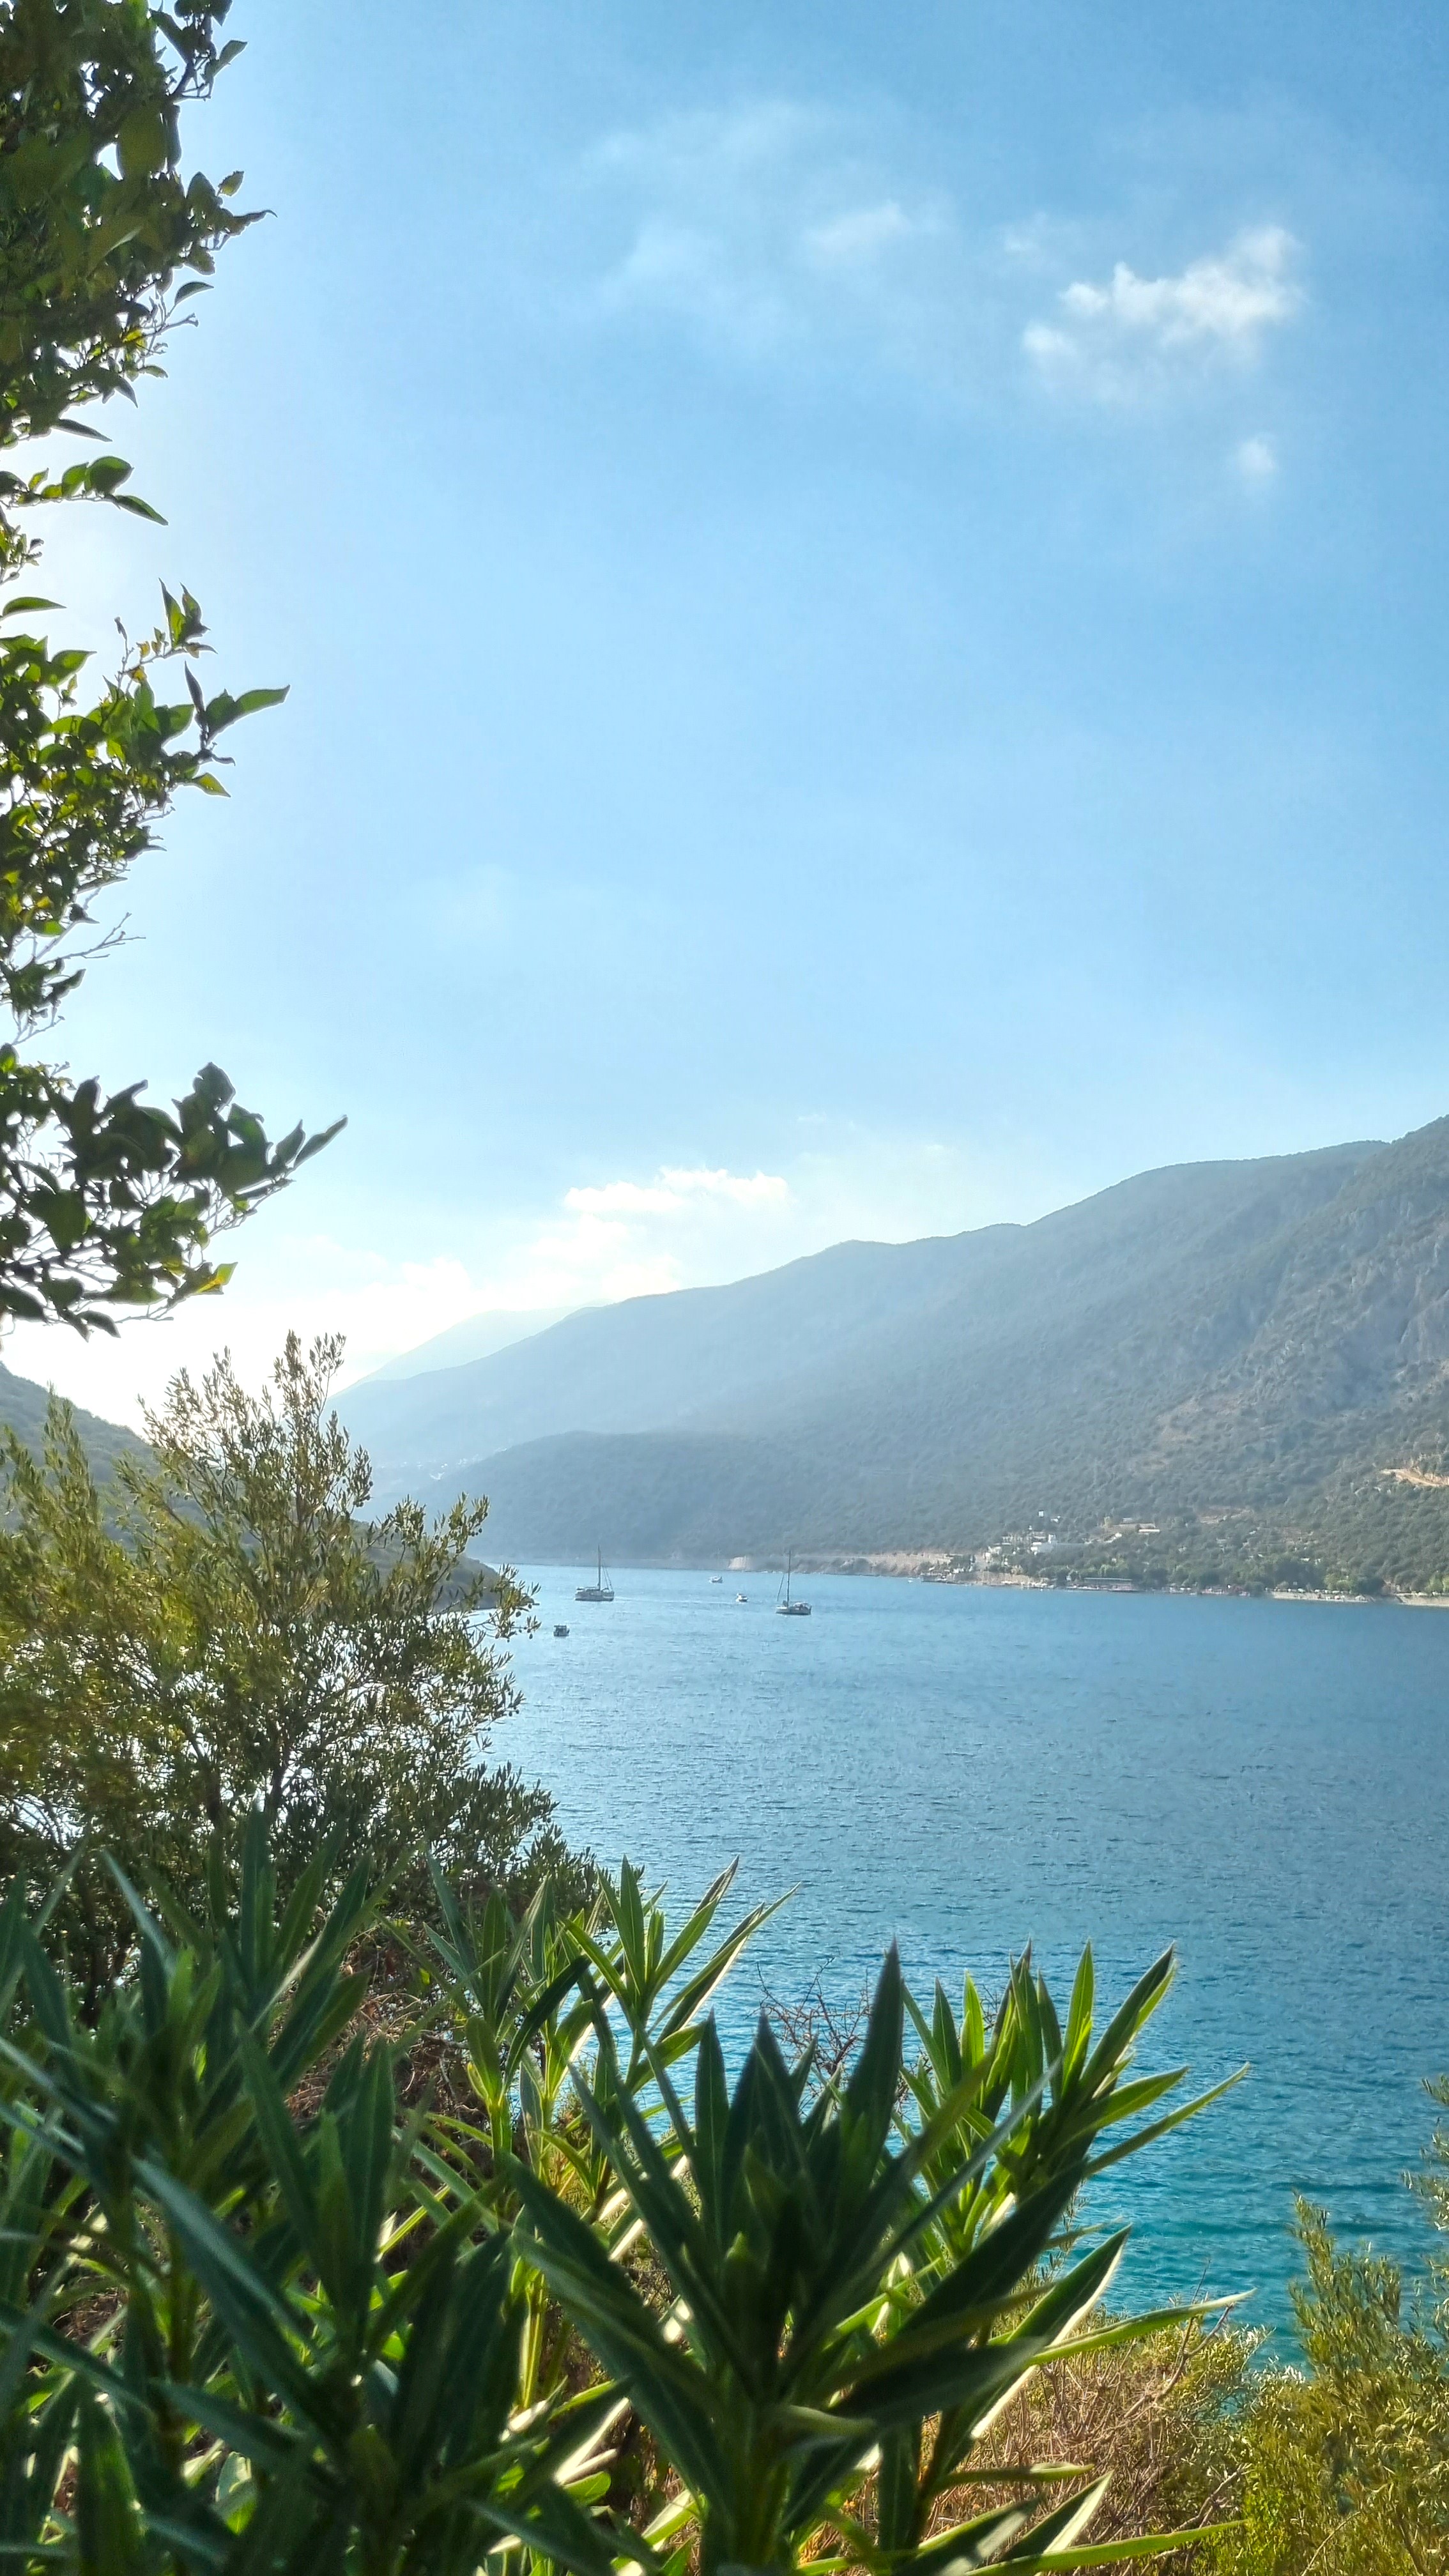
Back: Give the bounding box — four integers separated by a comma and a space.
506, 1570, 1449, 2334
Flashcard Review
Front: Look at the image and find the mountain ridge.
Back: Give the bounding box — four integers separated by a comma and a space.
330, 1123, 1449, 1581
337, 1138, 1381, 1483
12, 1118, 1449, 1592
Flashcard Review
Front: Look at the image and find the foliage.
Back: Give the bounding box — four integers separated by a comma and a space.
963, 2307, 1261, 2559
0, 1332, 575, 2000
0, 0, 339, 1333
0, 1818, 1236, 2576
1209, 2083, 1449, 2576
963, 1515, 1408, 1602
516, 1938, 1239, 2576
420, 1854, 786, 2434
0, 1823, 640, 2576
0, 0, 256, 447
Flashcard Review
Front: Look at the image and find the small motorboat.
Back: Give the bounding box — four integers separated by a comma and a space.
709, 1574, 723, 1584
735, 1591, 747, 1603
553, 1623, 570, 1637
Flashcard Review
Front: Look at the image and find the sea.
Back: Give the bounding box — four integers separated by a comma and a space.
505, 1568, 1449, 2340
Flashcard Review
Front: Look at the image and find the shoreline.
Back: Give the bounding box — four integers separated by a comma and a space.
512, 1553, 1443, 1607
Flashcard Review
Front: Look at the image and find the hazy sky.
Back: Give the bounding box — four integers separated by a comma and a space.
14, 0, 1449, 1420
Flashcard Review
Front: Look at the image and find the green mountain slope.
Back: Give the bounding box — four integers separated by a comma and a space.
340, 1138, 1377, 1483
337, 1227, 999, 1474
0, 1363, 146, 1480
369, 1117, 1449, 1585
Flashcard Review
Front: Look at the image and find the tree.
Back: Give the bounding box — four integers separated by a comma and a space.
0, 0, 339, 1335
0, 1331, 578, 1998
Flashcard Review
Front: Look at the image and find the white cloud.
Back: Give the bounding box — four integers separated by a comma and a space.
1233, 431, 1279, 486
564, 1166, 788, 1216
591, 99, 821, 190
584, 102, 960, 367
802, 199, 934, 268
1061, 226, 1298, 347
4, 1168, 795, 1426
526, 1165, 792, 1307
3, 1128, 1101, 1441
599, 216, 792, 355
1025, 226, 1303, 401
583, 110, 1308, 431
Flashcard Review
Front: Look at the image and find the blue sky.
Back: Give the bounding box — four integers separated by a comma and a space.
17, 0, 1449, 1418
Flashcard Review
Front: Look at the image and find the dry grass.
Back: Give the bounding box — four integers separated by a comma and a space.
956, 2310, 1258, 2549
804, 2310, 1261, 2570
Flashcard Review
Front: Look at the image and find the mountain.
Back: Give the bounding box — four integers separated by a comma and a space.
363, 1306, 576, 1382
337, 1228, 990, 1478
0, 1362, 146, 1480
334, 1119, 1449, 1577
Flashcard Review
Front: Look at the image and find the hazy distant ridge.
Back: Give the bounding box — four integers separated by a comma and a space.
328, 1123, 1449, 1561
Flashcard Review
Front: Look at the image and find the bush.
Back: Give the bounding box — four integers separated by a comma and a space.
0, 1826, 1238, 2575
965, 2308, 1262, 2555
1210, 2085, 1449, 2576
0, 1333, 581, 2000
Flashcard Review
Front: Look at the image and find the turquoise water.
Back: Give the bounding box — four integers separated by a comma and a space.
505, 1568, 1449, 2336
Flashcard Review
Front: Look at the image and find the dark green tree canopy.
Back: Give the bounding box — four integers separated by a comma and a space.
0, 0, 339, 1334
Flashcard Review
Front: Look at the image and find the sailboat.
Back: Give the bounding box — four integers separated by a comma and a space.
776, 1550, 811, 1617
576, 1547, 615, 1604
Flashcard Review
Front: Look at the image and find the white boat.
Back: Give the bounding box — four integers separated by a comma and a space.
776, 1550, 812, 1617
576, 1547, 615, 1604
735, 1592, 747, 1604
710, 1574, 723, 1584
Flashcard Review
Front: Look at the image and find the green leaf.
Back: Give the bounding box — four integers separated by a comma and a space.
118, 105, 172, 177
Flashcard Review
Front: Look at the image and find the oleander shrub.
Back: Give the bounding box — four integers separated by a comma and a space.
0, 1816, 1239, 2575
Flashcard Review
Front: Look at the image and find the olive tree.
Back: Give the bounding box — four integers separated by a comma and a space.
0, 1332, 577, 1997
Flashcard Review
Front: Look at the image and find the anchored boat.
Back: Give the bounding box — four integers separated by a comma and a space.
575, 1547, 615, 1604
776, 1550, 812, 1617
